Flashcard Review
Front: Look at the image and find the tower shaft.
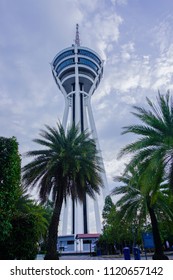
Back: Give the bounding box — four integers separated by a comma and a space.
51, 38, 108, 237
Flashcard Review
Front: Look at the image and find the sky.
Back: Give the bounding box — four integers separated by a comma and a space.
1, 0, 173, 193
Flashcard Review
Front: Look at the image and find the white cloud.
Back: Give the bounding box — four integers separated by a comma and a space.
111, 0, 128, 5
1, 0, 173, 210
152, 44, 173, 90
74, 0, 124, 59
121, 42, 135, 61
151, 14, 173, 53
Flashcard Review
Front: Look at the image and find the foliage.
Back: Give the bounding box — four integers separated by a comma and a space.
102, 195, 115, 227
22, 122, 103, 259
0, 190, 50, 260
157, 196, 173, 247
0, 136, 50, 259
99, 196, 136, 254
99, 196, 116, 254
114, 91, 173, 258
119, 91, 173, 193
16, 192, 50, 239
0, 137, 21, 242
111, 162, 173, 259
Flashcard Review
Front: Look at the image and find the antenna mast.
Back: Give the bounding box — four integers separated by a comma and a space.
75, 23, 80, 46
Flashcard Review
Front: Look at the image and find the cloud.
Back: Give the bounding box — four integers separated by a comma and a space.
73, 0, 124, 59
152, 44, 173, 90
151, 14, 173, 53
111, 0, 128, 6
1, 0, 173, 194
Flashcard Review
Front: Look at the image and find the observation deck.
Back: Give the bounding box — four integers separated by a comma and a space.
51, 45, 103, 96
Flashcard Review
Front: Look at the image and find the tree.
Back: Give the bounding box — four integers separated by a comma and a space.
11, 193, 49, 259
0, 136, 51, 260
99, 196, 117, 254
99, 196, 136, 255
22, 122, 103, 259
112, 163, 173, 259
119, 92, 173, 193
0, 189, 50, 260
102, 196, 115, 228
0, 137, 21, 242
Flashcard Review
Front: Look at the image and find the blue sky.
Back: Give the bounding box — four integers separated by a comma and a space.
1, 0, 173, 191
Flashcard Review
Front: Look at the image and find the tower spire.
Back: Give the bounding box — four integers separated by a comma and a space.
75, 23, 80, 46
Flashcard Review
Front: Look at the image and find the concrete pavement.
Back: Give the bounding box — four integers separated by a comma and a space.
36, 252, 173, 260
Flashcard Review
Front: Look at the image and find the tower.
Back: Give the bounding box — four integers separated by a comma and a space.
51, 25, 108, 240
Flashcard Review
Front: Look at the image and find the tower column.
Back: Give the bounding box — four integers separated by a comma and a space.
62, 98, 69, 130
74, 45, 81, 127
87, 98, 109, 198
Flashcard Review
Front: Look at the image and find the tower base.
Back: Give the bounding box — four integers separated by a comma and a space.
57, 233, 100, 254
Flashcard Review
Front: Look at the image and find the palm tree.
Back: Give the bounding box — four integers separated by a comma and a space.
119, 91, 173, 193
16, 189, 50, 240
22, 122, 103, 259
112, 163, 173, 259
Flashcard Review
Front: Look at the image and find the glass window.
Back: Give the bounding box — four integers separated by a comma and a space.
53, 50, 74, 67
56, 58, 75, 74
78, 49, 101, 65
79, 58, 98, 72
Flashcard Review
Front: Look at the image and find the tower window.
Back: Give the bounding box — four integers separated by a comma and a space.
53, 50, 74, 67
56, 59, 75, 75
78, 49, 101, 65
78, 58, 98, 73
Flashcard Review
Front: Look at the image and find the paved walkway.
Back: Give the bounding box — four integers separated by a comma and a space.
36, 252, 173, 260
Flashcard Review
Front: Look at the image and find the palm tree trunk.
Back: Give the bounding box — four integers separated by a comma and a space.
44, 191, 63, 260
147, 204, 168, 260
169, 157, 173, 194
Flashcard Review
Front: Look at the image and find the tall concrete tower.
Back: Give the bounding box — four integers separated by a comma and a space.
51, 25, 108, 239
